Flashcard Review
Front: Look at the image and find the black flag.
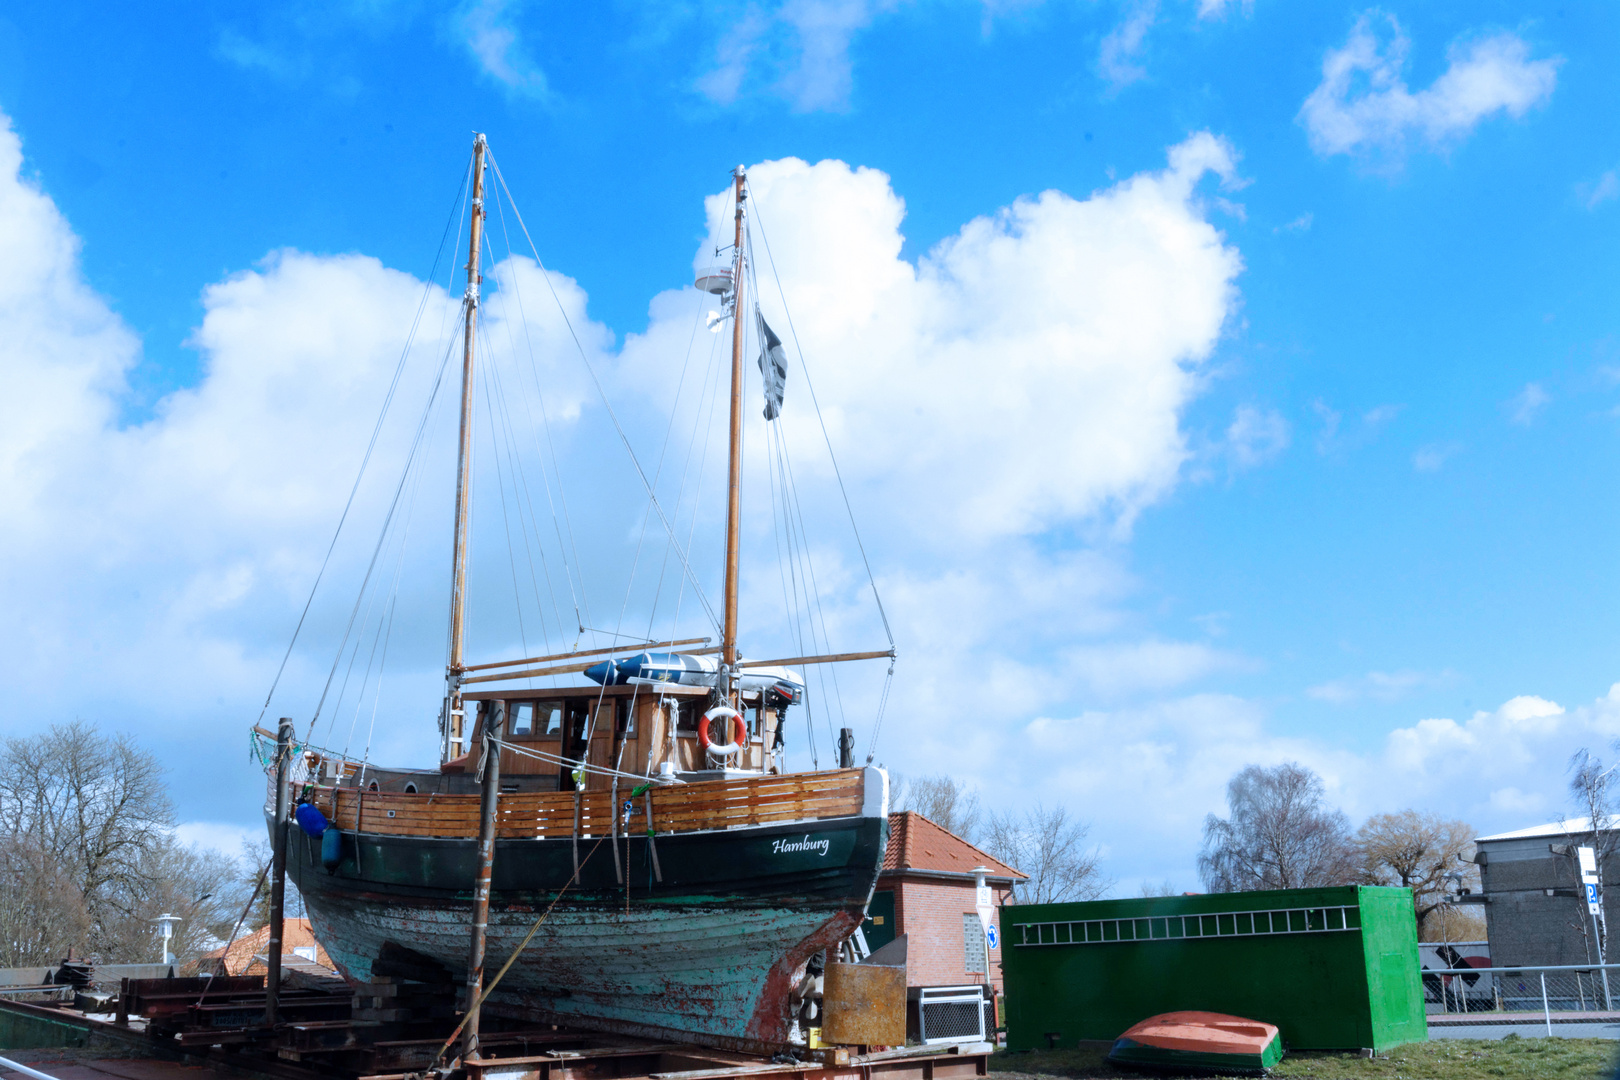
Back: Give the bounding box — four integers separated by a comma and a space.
756, 311, 787, 420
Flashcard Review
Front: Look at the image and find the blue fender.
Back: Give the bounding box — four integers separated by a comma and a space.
321, 826, 344, 872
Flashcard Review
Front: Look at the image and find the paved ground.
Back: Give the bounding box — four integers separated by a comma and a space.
1429, 1020, 1620, 1039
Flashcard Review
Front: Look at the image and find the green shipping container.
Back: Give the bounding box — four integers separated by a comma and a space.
1002, 885, 1425, 1053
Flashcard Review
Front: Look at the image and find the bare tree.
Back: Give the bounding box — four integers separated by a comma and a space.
1566, 746, 1620, 961
1358, 810, 1477, 934
893, 773, 982, 843
983, 803, 1108, 904
0, 721, 248, 962
0, 835, 92, 966
1199, 763, 1359, 893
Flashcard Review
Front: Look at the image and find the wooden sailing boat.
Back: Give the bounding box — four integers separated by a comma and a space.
261, 136, 894, 1057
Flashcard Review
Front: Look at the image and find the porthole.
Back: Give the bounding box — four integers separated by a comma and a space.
404, 783, 418, 794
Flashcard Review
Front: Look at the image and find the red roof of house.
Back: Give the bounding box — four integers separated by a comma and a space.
199, 918, 334, 975
883, 811, 1025, 880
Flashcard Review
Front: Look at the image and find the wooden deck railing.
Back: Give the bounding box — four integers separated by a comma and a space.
308, 769, 865, 840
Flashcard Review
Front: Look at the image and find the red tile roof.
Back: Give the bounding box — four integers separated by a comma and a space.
198, 918, 334, 975
883, 811, 1025, 880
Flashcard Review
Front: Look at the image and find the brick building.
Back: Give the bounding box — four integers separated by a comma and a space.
1475, 815, 1620, 967
196, 917, 336, 977
861, 812, 1026, 995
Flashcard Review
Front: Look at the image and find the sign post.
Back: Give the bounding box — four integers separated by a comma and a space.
1579, 846, 1611, 1009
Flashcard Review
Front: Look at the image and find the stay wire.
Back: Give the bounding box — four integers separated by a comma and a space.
259, 156, 471, 729
746, 181, 894, 650
486, 180, 589, 638
309, 308, 465, 737
637, 243, 722, 642
648, 310, 726, 644
480, 223, 567, 656
478, 326, 535, 669
487, 148, 721, 635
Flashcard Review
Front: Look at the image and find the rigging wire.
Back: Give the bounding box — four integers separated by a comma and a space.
648, 183, 736, 649
746, 181, 898, 762
745, 181, 895, 651
309, 309, 466, 738
486, 149, 721, 636
485, 182, 589, 640
479, 225, 572, 658
478, 329, 536, 670
258, 157, 472, 729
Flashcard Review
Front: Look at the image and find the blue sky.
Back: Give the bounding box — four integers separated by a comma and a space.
2, 1, 1618, 891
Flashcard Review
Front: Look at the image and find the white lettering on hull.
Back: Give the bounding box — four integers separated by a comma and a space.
771, 835, 830, 856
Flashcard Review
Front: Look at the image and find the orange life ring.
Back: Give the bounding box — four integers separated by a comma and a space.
698, 706, 746, 757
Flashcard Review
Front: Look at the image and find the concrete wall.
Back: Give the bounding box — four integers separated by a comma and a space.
1478, 832, 1620, 967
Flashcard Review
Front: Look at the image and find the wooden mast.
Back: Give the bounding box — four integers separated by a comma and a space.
722, 166, 747, 704
447, 133, 488, 762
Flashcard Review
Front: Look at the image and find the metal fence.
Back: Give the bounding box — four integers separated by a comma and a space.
1425, 963, 1620, 1026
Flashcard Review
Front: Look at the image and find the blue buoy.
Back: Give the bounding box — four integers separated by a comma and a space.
294, 802, 329, 838
321, 827, 344, 871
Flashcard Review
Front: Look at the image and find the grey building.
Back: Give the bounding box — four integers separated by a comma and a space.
1475, 816, 1620, 967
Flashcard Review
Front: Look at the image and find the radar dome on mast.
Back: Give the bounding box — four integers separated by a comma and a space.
694, 267, 733, 295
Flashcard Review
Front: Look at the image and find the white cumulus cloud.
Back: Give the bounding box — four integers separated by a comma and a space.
1507, 381, 1550, 425
0, 104, 1255, 868
1299, 13, 1559, 160
457, 0, 550, 99
695, 0, 894, 112
1098, 0, 1158, 90
1226, 404, 1290, 469
625, 134, 1244, 546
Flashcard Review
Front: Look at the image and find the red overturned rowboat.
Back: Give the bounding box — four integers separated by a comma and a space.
1108, 1011, 1284, 1074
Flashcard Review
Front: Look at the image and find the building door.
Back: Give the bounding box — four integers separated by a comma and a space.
863, 890, 896, 951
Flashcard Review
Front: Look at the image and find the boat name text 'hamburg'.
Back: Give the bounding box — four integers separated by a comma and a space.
772, 835, 830, 856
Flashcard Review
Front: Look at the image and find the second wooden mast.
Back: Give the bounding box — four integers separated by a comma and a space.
722, 166, 747, 706
447, 133, 488, 761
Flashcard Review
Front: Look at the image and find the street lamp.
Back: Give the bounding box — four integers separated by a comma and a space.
153, 914, 182, 966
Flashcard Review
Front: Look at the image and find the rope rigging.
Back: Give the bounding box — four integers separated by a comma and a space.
263, 144, 900, 780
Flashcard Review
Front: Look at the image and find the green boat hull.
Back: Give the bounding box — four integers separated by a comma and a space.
1108, 1033, 1284, 1074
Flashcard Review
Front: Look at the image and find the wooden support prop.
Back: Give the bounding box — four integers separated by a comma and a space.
737, 649, 895, 669
265, 718, 294, 1028
462, 637, 712, 674
610, 777, 622, 885
463, 700, 504, 1061
462, 646, 724, 685
571, 789, 582, 884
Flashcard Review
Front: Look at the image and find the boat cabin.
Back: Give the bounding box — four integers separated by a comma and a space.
333, 684, 785, 796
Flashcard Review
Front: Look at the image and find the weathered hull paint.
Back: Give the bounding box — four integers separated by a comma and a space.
278, 780, 887, 1050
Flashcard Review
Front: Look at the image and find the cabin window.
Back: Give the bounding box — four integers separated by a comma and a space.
531, 700, 564, 738
671, 699, 700, 735
367, 780, 379, 792
509, 702, 534, 736
403, 782, 417, 794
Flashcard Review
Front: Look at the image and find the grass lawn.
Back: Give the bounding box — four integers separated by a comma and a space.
989, 1037, 1616, 1079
